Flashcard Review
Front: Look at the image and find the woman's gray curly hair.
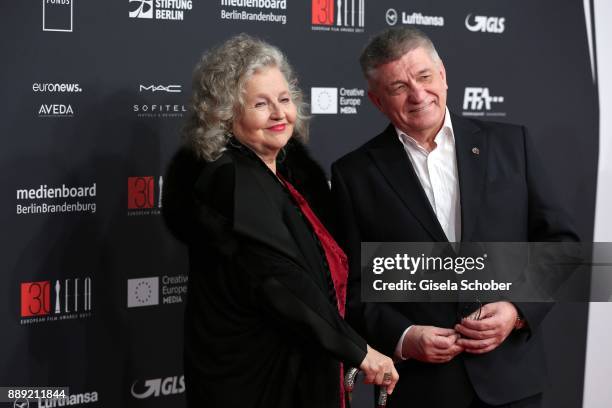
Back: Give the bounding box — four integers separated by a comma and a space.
184, 34, 309, 161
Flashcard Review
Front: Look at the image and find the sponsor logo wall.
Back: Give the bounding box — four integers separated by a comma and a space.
0, 1, 597, 408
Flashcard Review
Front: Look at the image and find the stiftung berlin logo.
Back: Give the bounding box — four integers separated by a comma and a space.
129, 0, 193, 21
465, 14, 505, 33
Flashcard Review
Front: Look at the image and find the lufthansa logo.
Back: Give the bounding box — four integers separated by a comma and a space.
385, 8, 397, 26
13, 399, 29, 408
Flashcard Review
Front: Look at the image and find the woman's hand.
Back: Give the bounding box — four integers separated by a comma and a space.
359, 345, 399, 394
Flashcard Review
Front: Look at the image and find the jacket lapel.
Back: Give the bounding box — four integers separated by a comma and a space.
451, 113, 487, 242
233, 153, 304, 264
232, 150, 327, 287
368, 125, 448, 242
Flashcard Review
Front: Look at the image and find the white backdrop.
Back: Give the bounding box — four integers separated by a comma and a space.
584, 0, 612, 407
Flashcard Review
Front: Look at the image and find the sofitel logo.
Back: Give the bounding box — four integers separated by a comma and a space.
20, 277, 92, 324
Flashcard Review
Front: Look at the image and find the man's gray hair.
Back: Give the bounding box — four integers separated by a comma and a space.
359, 27, 441, 81
184, 33, 309, 161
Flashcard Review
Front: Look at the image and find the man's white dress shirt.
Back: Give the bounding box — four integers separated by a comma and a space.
393, 107, 462, 359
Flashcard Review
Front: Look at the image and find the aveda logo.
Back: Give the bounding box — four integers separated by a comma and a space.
38, 104, 74, 117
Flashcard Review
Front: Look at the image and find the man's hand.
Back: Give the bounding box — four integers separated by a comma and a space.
455, 301, 518, 354
402, 325, 463, 363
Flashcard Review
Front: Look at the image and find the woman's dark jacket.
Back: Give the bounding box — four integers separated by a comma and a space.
162, 139, 367, 408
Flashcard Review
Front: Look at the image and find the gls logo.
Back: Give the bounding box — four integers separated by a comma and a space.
139, 84, 182, 93
131, 376, 185, 399
465, 14, 505, 33
463, 88, 504, 111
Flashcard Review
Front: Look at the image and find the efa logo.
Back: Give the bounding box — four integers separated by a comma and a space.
21, 281, 50, 317
21, 278, 92, 317
131, 376, 185, 399
465, 14, 505, 33
127, 176, 163, 209
312, 0, 364, 27
463, 87, 504, 111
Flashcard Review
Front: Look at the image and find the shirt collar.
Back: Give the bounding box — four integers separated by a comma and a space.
395, 107, 454, 150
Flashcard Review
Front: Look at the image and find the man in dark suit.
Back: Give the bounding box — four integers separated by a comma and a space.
331, 27, 578, 408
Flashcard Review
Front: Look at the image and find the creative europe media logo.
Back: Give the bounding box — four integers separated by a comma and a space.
127, 275, 188, 308
311, 87, 365, 115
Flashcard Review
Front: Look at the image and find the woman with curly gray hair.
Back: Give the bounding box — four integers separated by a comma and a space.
162, 34, 398, 408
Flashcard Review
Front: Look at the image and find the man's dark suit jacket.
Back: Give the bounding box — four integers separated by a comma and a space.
331, 113, 579, 407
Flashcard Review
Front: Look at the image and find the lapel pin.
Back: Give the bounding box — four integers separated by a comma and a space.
471, 147, 480, 156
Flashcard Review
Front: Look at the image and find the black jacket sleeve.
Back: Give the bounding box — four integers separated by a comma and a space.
331, 162, 411, 356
